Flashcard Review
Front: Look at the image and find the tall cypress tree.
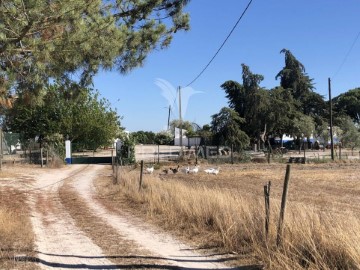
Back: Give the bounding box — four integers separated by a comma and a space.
275, 49, 314, 108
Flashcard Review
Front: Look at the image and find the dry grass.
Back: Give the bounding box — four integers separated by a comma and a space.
97, 163, 360, 269
47, 155, 65, 168
0, 187, 38, 269
0, 165, 41, 269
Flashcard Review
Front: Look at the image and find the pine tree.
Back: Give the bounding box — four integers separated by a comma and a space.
0, 0, 190, 95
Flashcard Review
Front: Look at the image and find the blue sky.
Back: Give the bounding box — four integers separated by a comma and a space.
93, 0, 360, 132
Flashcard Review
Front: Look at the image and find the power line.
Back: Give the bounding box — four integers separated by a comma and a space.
332, 30, 360, 79
170, 89, 178, 119
185, 0, 254, 87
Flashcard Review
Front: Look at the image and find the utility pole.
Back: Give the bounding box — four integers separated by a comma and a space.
328, 78, 335, 161
167, 105, 171, 131
178, 86, 183, 157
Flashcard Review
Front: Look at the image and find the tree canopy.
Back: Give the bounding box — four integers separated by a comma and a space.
333, 88, 360, 124
221, 64, 269, 144
0, 0, 190, 96
211, 107, 249, 150
169, 119, 194, 135
5, 83, 120, 150
219, 49, 330, 149
275, 49, 314, 103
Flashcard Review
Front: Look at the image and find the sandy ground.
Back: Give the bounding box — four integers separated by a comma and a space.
29, 165, 113, 269
27, 164, 243, 269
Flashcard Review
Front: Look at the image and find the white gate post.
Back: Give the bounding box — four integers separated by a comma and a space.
65, 140, 71, 164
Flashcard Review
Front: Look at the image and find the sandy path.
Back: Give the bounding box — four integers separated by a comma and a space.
71, 164, 238, 269
26, 164, 247, 269
29, 166, 116, 269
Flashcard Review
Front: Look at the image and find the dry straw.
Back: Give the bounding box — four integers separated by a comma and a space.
110, 167, 360, 269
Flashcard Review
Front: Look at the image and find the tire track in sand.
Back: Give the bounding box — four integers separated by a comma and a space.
29, 166, 116, 269
71, 164, 243, 270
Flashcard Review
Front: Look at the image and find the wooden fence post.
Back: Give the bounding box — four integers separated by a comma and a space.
114, 158, 118, 185
339, 144, 342, 160
277, 164, 291, 247
139, 160, 144, 191
0, 129, 3, 171
111, 150, 114, 173
267, 140, 272, 164
303, 145, 306, 163
40, 148, 44, 168
158, 145, 160, 164
264, 181, 271, 239
117, 161, 121, 184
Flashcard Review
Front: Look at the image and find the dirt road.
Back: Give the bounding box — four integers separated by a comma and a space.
28, 164, 243, 269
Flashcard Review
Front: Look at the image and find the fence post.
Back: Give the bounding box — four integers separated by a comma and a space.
339, 144, 342, 160
0, 129, 2, 171
158, 145, 160, 164
277, 164, 291, 247
267, 140, 271, 164
303, 145, 306, 163
117, 160, 121, 184
264, 181, 271, 239
139, 160, 144, 191
111, 150, 114, 173
40, 148, 44, 168
114, 158, 118, 184
46, 149, 49, 167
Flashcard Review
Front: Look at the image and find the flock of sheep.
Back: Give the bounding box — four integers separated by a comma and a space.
145, 165, 220, 175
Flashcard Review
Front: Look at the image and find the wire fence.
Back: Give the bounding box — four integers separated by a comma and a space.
0, 130, 64, 166
134, 144, 251, 164
134, 144, 360, 165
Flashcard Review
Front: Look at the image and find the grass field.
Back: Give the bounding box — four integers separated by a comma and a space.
99, 161, 360, 269
0, 159, 359, 269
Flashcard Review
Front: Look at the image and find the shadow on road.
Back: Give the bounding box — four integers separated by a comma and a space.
10, 251, 263, 270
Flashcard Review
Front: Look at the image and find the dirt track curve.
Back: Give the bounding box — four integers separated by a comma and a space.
27, 164, 246, 270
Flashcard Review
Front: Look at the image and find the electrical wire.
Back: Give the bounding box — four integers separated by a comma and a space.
332, 30, 360, 79
167, 87, 179, 121
185, 0, 253, 87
